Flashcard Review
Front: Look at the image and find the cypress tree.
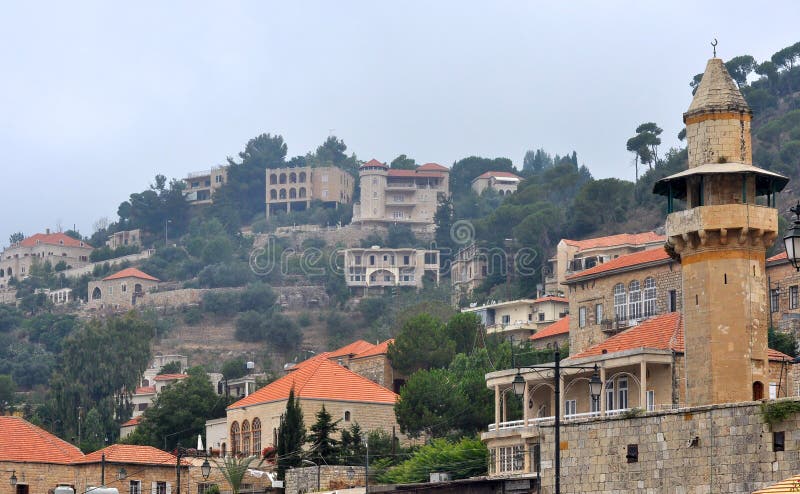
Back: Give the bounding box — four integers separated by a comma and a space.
276, 387, 305, 480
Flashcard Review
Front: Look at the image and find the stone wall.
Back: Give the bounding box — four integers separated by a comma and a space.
349, 354, 394, 390
60, 250, 155, 279
264, 223, 434, 250
527, 399, 800, 493
133, 285, 328, 311
285, 465, 365, 494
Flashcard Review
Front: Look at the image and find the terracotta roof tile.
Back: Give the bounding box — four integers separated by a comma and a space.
387, 170, 446, 178
566, 248, 671, 281
17, 232, 92, 249
103, 267, 159, 282
353, 339, 393, 359
562, 232, 665, 251
361, 159, 388, 169
77, 444, 186, 466
154, 373, 188, 381
0, 416, 85, 464
135, 386, 156, 394
417, 162, 449, 171
474, 171, 522, 180
327, 340, 375, 359
121, 417, 141, 427
228, 358, 398, 409
767, 251, 788, 263
570, 313, 787, 362
530, 316, 569, 341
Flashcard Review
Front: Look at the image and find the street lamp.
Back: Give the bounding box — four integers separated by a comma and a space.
200, 459, 211, 480
117, 468, 127, 481
784, 201, 800, 271
510, 348, 602, 494
300, 459, 320, 491
9, 471, 17, 487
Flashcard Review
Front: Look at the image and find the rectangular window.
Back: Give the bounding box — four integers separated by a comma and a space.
791, 286, 799, 310
322, 174, 329, 183
595, 304, 603, 324
668, 290, 677, 312
770, 383, 778, 400
498, 445, 524, 473
154, 482, 168, 494
354, 255, 361, 265
771, 289, 780, 313
579, 307, 587, 328
565, 400, 576, 416
197, 484, 217, 494
618, 377, 629, 410
403, 255, 410, 265
605, 381, 614, 411
538, 313, 544, 322
369, 255, 375, 266
130, 481, 141, 494
122, 284, 127, 293
502, 315, 511, 325
646, 390, 655, 412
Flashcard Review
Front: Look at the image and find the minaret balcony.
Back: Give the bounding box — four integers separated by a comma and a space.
665, 203, 778, 253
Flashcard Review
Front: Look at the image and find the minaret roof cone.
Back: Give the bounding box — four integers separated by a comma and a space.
684, 58, 751, 122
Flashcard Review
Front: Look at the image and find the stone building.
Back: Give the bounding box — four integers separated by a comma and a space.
342, 246, 440, 293
87, 267, 160, 310
0, 231, 93, 288
450, 242, 489, 305
352, 160, 449, 230
183, 165, 227, 204
471, 171, 523, 196
105, 229, 142, 249
225, 354, 405, 457
543, 231, 664, 296
461, 296, 569, 344
767, 251, 800, 339
347, 339, 406, 393
266, 165, 355, 216
528, 316, 569, 350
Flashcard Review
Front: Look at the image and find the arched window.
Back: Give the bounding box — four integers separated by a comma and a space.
299, 187, 307, 198
279, 173, 287, 184
134, 283, 143, 294
270, 190, 277, 200
299, 172, 307, 182
92, 287, 102, 300
230, 422, 240, 455
753, 381, 764, 400
252, 418, 261, 455
269, 174, 278, 185
344, 411, 351, 422
289, 188, 297, 199
289, 172, 297, 183
221, 442, 227, 457
643, 277, 657, 317
613, 283, 626, 320
628, 281, 642, 319
279, 189, 287, 199
241, 420, 251, 456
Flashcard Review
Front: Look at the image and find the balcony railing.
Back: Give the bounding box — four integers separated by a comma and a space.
488, 408, 636, 432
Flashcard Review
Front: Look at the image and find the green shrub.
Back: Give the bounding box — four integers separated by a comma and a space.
760, 400, 800, 426
202, 291, 240, 316
183, 307, 203, 326
296, 313, 312, 327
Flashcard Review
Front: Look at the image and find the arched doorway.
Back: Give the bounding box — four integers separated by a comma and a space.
92, 287, 102, 300
753, 381, 764, 400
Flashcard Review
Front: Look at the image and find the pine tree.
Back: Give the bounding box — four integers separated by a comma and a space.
307, 404, 340, 463
276, 387, 305, 480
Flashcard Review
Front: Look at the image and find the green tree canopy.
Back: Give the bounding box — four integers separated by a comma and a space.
390, 154, 417, 170
276, 388, 306, 480
307, 404, 340, 463
449, 156, 515, 196
387, 314, 455, 375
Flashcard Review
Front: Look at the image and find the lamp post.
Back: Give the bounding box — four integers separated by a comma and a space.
510, 348, 602, 494
9, 471, 17, 488
300, 459, 320, 492
346, 466, 355, 488
363, 437, 370, 494
784, 201, 800, 271
175, 445, 211, 494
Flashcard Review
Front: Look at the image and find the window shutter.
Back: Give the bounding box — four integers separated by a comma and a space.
166, 483, 171, 494
151, 482, 157, 494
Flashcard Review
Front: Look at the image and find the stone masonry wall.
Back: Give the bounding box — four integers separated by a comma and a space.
532, 399, 800, 493
285, 465, 365, 494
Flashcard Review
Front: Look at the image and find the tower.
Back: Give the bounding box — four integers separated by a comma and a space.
357, 159, 389, 221
654, 58, 789, 406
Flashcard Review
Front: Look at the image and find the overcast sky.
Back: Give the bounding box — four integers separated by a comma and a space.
1, 1, 798, 246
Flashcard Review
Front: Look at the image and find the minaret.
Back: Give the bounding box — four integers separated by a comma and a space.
654, 58, 789, 406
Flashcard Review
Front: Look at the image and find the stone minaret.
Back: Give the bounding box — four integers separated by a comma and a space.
654, 58, 789, 406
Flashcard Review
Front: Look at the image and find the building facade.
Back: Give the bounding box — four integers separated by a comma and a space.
0, 231, 93, 287
106, 229, 142, 249
471, 171, 522, 196
352, 160, 449, 230
543, 231, 664, 296
450, 242, 489, 305
183, 165, 227, 204
462, 297, 569, 344
266, 165, 355, 217
87, 267, 160, 310
767, 251, 800, 340
343, 246, 440, 292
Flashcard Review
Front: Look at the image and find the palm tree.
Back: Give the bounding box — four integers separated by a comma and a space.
214, 455, 263, 494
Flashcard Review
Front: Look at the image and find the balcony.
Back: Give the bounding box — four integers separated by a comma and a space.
487, 409, 641, 432
486, 321, 536, 335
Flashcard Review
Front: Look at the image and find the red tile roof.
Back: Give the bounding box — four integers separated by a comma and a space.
531, 295, 568, 304
135, 386, 156, 394
103, 267, 160, 282
361, 159, 388, 169
387, 169, 446, 178
353, 339, 393, 359
474, 171, 522, 180
566, 248, 671, 281
0, 416, 85, 464
767, 251, 788, 263
327, 340, 376, 359
77, 444, 186, 466
154, 373, 188, 381
121, 417, 142, 427
228, 357, 398, 409
418, 162, 449, 172
562, 232, 665, 251
531, 316, 569, 341
569, 312, 791, 362
17, 232, 92, 249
